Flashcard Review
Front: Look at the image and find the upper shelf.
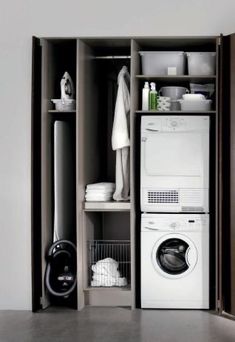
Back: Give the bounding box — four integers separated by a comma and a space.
84, 201, 131, 212
48, 110, 76, 113
136, 75, 216, 83
136, 110, 216, 114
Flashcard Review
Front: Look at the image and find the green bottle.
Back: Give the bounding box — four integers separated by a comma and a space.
149, 82, 158, 110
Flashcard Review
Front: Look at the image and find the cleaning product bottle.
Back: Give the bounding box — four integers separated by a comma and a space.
142, 81, 150, 110
149, 82, 158, 110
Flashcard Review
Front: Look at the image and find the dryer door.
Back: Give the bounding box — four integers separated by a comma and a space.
152, 233, 198, 279
144, 131, 204, 177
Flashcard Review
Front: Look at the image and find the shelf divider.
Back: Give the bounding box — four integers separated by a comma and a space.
136, 110, 216, 114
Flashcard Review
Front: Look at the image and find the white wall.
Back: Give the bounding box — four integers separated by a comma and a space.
0, 0, 235, 310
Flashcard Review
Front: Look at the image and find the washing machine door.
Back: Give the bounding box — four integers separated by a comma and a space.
152, 233, 198, 279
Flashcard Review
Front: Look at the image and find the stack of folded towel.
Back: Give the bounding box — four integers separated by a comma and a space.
91, 257, 127, 287
85, 182, 115, 202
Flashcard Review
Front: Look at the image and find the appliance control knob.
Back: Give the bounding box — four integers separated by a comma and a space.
171, 120, 178, 127
170, 222, 177, 228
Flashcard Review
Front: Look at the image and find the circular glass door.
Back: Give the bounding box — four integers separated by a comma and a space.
152, 234, 198, 279
157, 238, 189, 275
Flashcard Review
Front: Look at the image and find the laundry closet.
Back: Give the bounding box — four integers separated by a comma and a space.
32, 35, 235, 318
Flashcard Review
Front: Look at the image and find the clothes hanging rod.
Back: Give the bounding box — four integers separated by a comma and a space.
93, 55, 131, 59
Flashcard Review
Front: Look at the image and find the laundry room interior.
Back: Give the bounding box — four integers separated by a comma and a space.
3, 1, 235, 341
29, 34, 234, 316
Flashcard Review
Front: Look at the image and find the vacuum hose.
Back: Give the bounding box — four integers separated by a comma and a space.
45, 240, 77, 298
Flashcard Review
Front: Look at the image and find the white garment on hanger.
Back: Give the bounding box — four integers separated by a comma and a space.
111, 66, 130, 201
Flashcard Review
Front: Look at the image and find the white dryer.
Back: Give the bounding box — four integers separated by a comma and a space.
141, 213, 209, 309
141, 116, 210, 212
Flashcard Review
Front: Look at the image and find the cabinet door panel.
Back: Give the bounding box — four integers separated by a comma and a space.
220, 33, 235, 317
31, 36, 42, 312
229, 33, 235, 317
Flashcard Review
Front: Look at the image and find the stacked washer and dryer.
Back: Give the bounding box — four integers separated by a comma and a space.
140, 116, 210, 309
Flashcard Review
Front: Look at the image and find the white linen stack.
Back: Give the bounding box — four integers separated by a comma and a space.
91, 258, 127, 287
85, 182, 115, 202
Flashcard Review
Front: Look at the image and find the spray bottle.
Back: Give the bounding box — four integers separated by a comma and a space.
149, 82, 158, 111
142, 81, 150, 110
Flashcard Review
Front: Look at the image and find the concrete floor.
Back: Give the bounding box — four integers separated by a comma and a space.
0, 308, 235, 342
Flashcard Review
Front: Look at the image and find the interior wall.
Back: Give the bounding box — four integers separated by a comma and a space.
0, 0, 235, 310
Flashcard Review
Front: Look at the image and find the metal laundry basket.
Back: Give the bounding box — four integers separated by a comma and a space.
87, 240, 131, 287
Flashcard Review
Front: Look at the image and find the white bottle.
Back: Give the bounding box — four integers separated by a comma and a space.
142, 81, 150, 111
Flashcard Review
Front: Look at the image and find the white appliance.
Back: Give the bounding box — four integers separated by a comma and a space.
141, 213, 209, 309
141, 116, 210, 213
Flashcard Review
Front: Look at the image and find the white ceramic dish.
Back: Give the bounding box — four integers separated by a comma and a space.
51, 99, 76, 111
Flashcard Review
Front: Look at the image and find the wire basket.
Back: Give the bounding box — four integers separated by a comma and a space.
87, 240, 130, 287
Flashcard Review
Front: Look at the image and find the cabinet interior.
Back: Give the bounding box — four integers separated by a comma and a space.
33, 36, 222, 313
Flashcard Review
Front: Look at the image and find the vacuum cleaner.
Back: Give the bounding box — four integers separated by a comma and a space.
45, 240, 77, 299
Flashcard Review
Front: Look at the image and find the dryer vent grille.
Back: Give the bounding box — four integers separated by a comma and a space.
147, 190, 179, 204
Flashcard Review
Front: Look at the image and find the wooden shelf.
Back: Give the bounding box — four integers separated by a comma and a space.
136, 75, 216, 83
84, 201, 131, 211
136, 110, 216, 114
48, 110, 76, 113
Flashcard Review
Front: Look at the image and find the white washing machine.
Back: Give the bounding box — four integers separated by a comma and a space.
141, 213, 209, 309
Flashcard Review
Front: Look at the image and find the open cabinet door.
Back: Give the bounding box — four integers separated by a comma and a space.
228, 33, 235, 317
219, 33, 235, 318
31, 36, 42, 312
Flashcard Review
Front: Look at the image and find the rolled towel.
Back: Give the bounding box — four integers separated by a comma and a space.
86, 190, 114, 195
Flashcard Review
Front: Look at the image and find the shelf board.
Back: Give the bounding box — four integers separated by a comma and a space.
136, 110, 216, 114
84, 201, 131, 211
136, 75, 216, 82
48, 110, 76, 113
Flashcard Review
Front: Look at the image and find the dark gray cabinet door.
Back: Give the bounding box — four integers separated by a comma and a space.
220, 33, 235, 317
31, 36, 42, 312
229, 33, 235, 317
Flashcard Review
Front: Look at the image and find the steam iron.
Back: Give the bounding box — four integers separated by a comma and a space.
61, 72, 75, 101
51, 72, 76, 111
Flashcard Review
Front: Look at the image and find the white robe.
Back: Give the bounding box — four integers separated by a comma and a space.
111, 66, 130, 201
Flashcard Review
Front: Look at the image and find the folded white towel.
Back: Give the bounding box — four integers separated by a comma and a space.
86, 189, 114, 195
91, 257, 120, 277
85, 195, 113, 202
86, 182, 115, 191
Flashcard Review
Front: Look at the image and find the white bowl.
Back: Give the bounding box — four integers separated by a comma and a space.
51, 99, 76, 111
182, 94, 206, 101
